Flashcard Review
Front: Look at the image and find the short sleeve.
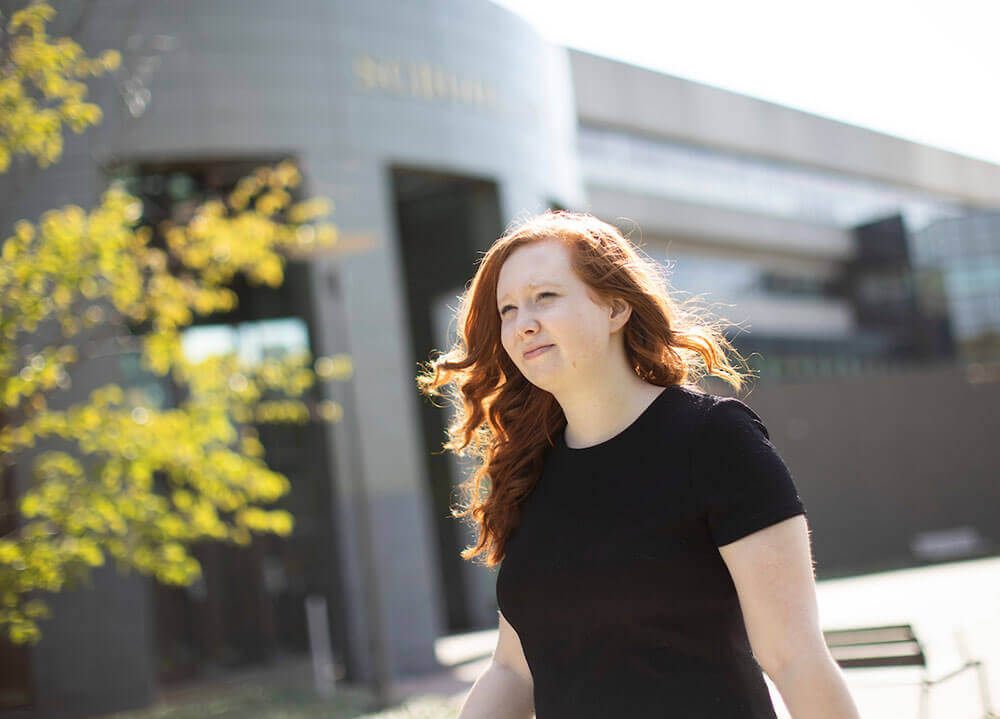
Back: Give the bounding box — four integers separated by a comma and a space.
694, 398, 806, 547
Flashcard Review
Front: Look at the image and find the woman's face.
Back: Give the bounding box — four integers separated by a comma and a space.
496, 239, 626, 392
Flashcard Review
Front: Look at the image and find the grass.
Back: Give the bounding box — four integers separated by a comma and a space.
103, 682, 464, 719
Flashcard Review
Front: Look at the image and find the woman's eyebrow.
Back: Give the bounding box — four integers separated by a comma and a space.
497, 282, 561, 302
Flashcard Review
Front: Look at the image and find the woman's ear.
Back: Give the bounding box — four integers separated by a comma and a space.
610, 297, 631, 332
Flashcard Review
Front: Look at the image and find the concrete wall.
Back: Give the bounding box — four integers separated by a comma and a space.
586, 186, 853, 259
569, 49, 1000, 207
28, 567, 155, 718
704, 362, 1000, 577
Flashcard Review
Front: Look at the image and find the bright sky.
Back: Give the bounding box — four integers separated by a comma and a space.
488, 0, 1000, 166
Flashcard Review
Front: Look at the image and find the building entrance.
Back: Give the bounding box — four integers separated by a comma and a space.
390, 166, 502, 632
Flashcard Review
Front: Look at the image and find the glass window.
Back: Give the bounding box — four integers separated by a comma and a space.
577, 125, 964, 232
652, 252, 762, 301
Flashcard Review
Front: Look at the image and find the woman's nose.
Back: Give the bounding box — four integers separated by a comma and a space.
516, 314, 538, 337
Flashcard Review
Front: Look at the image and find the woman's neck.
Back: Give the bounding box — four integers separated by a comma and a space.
558, 377, 666, 450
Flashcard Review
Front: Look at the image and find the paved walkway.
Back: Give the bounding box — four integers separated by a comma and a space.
394, 555, 1000, 719
769, 554, 999, 719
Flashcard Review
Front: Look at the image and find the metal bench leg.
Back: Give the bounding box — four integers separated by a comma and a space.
975, 660, 996, 718
953, 626, 997, 718
919, 675, 930, 719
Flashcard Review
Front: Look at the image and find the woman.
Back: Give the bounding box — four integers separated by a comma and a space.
416, 211, 860, 718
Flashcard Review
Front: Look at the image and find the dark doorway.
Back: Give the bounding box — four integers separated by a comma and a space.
390, 166, 502, 632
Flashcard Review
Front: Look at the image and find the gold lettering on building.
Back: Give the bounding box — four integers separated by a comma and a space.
352, 54, 498, 110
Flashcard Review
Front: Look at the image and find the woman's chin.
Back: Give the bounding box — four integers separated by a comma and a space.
524, 368, 563, 391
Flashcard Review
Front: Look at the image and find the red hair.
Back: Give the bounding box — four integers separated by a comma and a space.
415, 210, 752, 566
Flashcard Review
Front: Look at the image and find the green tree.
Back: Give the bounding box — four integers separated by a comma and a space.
0, 1, 351, 644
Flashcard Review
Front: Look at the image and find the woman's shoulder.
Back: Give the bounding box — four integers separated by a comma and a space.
663, 382, 725, 415
664, 384, 764, 435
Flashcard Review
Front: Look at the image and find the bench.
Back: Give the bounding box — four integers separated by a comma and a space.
822, 623, 996, 719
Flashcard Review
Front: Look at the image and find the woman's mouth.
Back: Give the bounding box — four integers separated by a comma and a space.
524, 344, 553, 359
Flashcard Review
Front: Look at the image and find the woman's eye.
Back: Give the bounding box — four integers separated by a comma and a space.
500, 293, 556, 316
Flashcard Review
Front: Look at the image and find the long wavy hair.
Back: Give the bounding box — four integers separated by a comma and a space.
415, 210, 753, 566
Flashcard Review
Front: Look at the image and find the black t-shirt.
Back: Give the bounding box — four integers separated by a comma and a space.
495, 383, 807, 718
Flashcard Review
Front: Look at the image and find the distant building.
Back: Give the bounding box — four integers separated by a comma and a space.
1, 0, 998, 716
911, 210, 1000, 360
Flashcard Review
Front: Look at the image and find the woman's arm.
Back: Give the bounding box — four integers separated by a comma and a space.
718, 514, 862, 719
457, 660, 534, 719
767, 643, 862, 719
457, 610, 535, 719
